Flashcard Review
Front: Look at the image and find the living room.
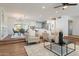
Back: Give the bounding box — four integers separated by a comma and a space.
0, 3, 79, 56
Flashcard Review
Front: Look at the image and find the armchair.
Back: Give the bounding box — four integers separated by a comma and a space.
26, 29, 40, 44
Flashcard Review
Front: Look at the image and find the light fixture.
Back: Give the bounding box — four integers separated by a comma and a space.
42, 6, 46, 9
62, 6, 68, 10
63, 6, 68, 9
56, 11, 58, 13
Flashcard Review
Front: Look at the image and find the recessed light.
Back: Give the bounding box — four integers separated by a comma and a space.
56, 11, 58, 13
42, 6, 46, 9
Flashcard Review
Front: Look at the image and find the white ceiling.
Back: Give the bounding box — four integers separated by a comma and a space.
0, 3, 79, 21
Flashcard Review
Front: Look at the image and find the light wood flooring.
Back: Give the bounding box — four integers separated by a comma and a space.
0, 35, 27, 56
0, 35, 79, 56
0, 41, 27, 56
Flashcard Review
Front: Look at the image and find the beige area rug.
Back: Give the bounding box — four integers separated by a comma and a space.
24, 42, 79, 56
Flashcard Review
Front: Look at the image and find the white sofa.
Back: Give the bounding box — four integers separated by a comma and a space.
42, 30, 59, 43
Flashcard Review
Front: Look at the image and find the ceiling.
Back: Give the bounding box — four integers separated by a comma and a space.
0, 3, 79, 21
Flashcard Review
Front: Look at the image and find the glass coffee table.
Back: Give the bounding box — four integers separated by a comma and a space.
44, 39, 76, 56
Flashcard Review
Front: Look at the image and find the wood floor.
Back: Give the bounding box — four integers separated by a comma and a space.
0, 41, 27, 56
0, 35, 27, 56
64, 35, 79, 45
0, 35, 79, 56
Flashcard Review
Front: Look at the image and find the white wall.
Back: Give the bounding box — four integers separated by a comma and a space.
72, 17, 79, 35
56, 16, 79, 36
5, 16, 43, 35
56, 16, 69, 36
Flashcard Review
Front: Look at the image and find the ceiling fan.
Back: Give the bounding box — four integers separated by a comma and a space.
54, 3, 77, 9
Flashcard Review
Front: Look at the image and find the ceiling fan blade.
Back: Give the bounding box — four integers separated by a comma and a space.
54, 3, 77, 9
67, 3, 77, 6
54, 5, 63, 8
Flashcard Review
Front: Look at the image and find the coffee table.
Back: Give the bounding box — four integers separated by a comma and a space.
44, 39, 76, 56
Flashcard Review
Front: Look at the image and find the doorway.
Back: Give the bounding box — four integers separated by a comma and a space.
68, 20, 73, 35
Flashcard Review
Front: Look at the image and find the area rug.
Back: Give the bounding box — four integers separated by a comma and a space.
24, 42, 79, 56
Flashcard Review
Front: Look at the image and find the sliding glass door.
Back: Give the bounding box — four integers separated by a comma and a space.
0, 8, 5, 40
